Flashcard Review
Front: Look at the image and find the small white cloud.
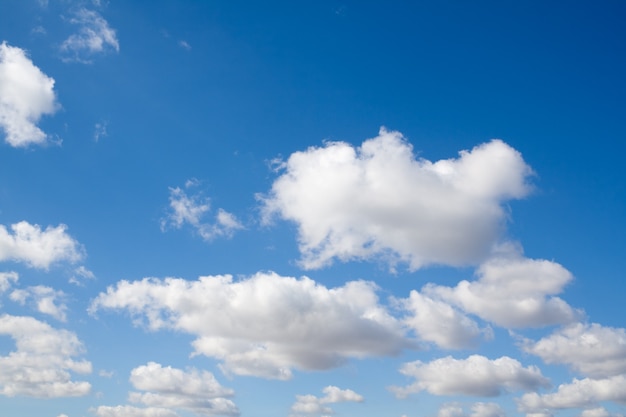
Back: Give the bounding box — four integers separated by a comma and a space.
521, 322, 626, 378
90, 272, 413, 380
260, 128, 534, 270
91, 405, 179, 417
99, 369, 114, 378
178, 40, 191, 50
0, 42, 59, 147
61, 8, 119, 63
437, 402, 506, 417
10, 285, 68, 321
0, 271, 18, 293
94, 121, 107, 141
0, 221, 84, 270
391, 354, 549, 398
69, 265, 96, 286
127, 362, 238, 416
290, 385, 364, 417
518, 375, 626, 412
0, 314, 91, 397
161, 183, 243, 241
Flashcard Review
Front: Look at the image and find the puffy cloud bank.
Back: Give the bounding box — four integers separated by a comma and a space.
90, 272, 412, 379
261, 128, 533, 270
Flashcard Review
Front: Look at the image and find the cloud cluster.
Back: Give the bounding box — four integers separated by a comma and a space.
290, 386, 364, 417
161, 182, 243, 241
391, 355, 549, 398
437, 402, 506, 417
0, 42, 59, 147
61, 8, 119, 63
90, 272, 412, 379
0, 221, 83, 269
10, 285, 68, 321
261, 128, 533, 270
0, 314, 91, 397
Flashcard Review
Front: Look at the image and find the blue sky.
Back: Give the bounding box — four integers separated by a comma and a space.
0, 1, 625, 417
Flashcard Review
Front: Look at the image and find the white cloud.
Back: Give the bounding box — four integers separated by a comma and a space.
0, 271, 18, 293
401, 289, 490, 349
161, 184, 243, 241
0, 221, 84, 269
290, 385, 364, 417
437, 402, 506, 417
92, 405, 179, 417
0, 314, 91, 397
579, 408, 622, 417
425, 245, 579, 328
518, 375, 626, 411
94, 121, 107, 141
90, 272, 412, 379
521, 323, 626, 378
0, 42, 59, 147
61, 8, 119, 63
179, 40, 191, 50
69, 265, 96, 286
260, 128, 533, 270
127, 362, 238, 416
10, 285, 68, 321
391, 354, 549, 398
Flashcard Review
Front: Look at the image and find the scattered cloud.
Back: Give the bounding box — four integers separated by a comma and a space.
260, 128, 533, 270
0, 42, 59, 147
90, 272, 413, 379
61, 8, 119, 63
518, 375, 626, 412
92, 405, 179, 417
391, 354, 549, 398
0, 271, 18, 293
10, 285, 68, 321
0, 314, 91, 397
161, 182, 243, 241
127, 362, 238, 416
289, 385, 364, 417
437, 402, 506, 417
94, 121, 108, 141
69, 265, 96, 286
521, 322, 626, 378
178, 40, 191, 50
0, 221, 84, 269
424, 244, 580, 328
579, 407, 624, 417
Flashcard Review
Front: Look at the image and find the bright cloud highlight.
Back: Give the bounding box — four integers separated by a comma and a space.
289, 385, 364, 417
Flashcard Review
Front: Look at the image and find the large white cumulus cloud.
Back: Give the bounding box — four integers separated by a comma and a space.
261, 128, 533, 270
0, 42, 59, 147
90, 272, 412, 379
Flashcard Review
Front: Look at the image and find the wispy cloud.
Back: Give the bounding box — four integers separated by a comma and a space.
61, 8, 119, 63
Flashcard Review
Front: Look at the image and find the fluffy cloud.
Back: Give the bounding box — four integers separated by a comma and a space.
61, 8, 119, 63
579, 408, 624, 417
127, 362, 238, 416
401, 289, 490, 349
424, 246, 579, 328
521, 323, 626, 378
0, 221, 83, 269
10, 285, 68, 321
0, 42, 59, 147
90, 272, 412, 379
290, 385, 364, 417
161, 183, 243, 241
0, 314, 91, 397
260, 128, 533, 270
92, 405, 179, 417
518, 375, 626, 411
391, 355, 549, 398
